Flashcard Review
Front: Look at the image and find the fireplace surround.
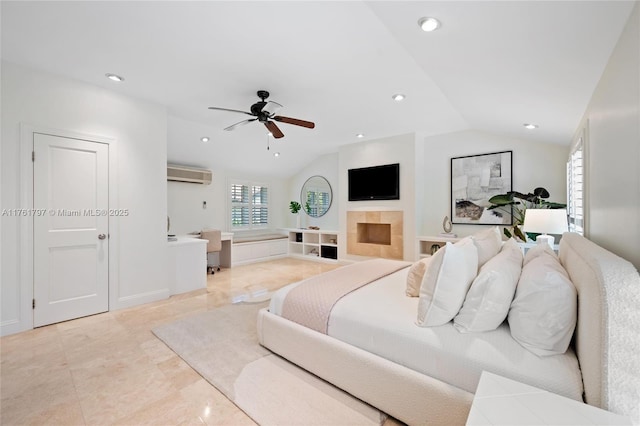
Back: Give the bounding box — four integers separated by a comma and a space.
347, 211, 403, 259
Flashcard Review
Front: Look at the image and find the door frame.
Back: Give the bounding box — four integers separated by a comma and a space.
19, 123, 119, 331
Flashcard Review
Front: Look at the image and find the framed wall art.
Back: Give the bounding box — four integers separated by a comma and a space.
451, 150, 513, 225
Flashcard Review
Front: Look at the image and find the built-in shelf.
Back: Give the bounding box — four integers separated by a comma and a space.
416, 235, 460, 260
283, 228, 339, 262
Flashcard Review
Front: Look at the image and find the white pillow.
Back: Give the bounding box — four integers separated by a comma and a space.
471, 226, 502, 267
406, 257, 432, 297
417, 237, 478, 327
508, 250, 577, 356
523, 242, 558, 266
454, 238, 523, 333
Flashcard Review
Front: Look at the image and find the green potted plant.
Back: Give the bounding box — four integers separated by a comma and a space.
289, 201, 301, 214
290, 201, 302, 228
487, 187, 566, 241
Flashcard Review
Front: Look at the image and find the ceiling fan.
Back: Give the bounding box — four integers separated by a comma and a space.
208, 90, 315, 139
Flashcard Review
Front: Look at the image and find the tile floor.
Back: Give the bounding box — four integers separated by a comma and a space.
0, 258, 341, 425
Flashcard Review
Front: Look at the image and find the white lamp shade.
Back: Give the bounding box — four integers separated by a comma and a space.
523, 209, 569, 234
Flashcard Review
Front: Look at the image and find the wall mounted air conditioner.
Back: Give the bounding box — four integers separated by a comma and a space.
167, 164, 212, 185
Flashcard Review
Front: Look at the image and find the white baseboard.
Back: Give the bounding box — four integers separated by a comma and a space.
0, 319, 23, 337
113, 288, 170, 310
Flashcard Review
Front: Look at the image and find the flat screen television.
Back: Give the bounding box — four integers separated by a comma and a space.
348, 163, 400, 201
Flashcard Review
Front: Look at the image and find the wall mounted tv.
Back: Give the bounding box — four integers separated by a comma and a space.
348, 163, 400, 201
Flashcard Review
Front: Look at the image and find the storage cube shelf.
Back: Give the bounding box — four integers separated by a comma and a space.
416, 235, 461, 260
285, 228, 339, 262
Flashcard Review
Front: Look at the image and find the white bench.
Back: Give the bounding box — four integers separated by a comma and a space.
232, 233, 288, 266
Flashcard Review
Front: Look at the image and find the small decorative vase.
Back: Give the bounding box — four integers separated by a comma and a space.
296, 213, 301, 229
443, 216, 453, 233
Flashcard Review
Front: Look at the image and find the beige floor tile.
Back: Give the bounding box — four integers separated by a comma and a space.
111, 391, 195, 426
177, 417, 207, 426
1, 367, 79, 425
68, 347, 155, 392
13, 399, 86, 426
0, 326, 64, 363
157, 355, 203, 391
76, 366, 176, 425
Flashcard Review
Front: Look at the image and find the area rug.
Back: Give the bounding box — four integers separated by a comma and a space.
152, 301, 388, 425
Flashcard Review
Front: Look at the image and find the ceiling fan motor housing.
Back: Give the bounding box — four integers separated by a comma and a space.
252, 90, 270, 119
251, 101, 267, 116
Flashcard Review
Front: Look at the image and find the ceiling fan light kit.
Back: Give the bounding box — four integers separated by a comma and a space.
208, 90, 315, 139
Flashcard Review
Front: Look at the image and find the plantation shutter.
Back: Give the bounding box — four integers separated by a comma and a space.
252, 185, 269, 226
230, 182, 269, 229
231, 183, 250, 228
567, 139, 584, 235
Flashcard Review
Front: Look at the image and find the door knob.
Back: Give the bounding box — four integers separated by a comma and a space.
98, 233, 107, 240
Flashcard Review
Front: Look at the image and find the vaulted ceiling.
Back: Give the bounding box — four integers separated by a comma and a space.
1, 1, 634, 177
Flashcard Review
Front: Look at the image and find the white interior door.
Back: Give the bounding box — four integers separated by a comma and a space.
33, 133, 109, 327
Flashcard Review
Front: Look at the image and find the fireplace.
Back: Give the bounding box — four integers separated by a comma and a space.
357, 223, 391, 245
347, 211, 403, 259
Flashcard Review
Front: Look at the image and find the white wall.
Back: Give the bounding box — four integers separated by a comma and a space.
579, 3, 640, 270
167, 180, 226, 235
420, 130, 568, 238
288, 153, 339, 231
166, 115, 289, 237
1, 62, 169, 335
167, 172, 288, 236
338, 134, 417, 261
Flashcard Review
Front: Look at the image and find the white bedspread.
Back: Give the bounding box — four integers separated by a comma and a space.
269, 267, 584, 401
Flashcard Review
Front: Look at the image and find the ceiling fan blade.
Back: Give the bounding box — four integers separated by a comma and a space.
224, 118, 257, 131
208, 106, 254, 116
262, 101, 283, 117
264, 121, 284, 139
273, 115, 315, 129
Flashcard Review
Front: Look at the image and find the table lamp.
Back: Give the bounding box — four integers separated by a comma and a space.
522, 209, 568, 249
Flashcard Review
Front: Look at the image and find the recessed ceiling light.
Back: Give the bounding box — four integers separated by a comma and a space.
418, 17, 440, 32
201, 136, 209, 142
356, 133, 364, 138
273, 152, 280, 157
392, 94, 406, 101
523, 123, 538, 130
105, 73, 124, 82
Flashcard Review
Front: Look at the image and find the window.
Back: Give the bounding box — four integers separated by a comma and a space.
230, 181, 269, 229
567, 136, 584, 235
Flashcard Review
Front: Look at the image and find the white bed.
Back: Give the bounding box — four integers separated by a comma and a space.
270, 267, 583, 401
257, 233, 640, 425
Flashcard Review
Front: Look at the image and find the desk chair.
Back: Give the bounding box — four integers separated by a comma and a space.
201, 229, 222, 274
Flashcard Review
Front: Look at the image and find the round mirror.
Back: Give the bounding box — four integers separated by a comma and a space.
300, 175, 332, 218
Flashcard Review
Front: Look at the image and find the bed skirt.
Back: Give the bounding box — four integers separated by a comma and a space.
257, 308, 474, 425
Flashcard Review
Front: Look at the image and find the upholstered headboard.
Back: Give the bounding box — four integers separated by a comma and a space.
559, 232, 640, 424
